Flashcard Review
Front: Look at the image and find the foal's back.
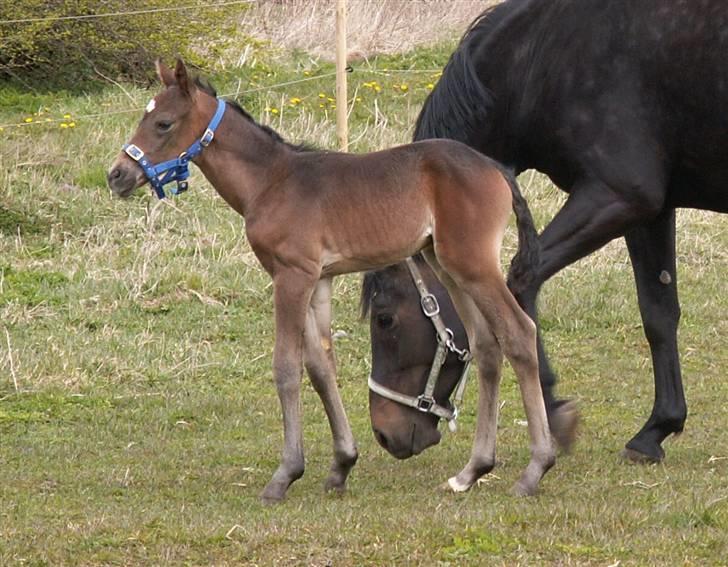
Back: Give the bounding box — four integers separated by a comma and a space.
269, 139, 513, 276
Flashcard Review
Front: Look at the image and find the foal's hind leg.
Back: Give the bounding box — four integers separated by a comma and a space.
423, 250, 503, 492
439, 256, 555, 495
303, 278, 358, 493
472, 276, 554, 495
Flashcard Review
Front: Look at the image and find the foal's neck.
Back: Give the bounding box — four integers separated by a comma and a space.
195, 101, 292, 218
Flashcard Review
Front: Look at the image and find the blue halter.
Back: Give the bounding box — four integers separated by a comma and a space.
122, 98, 227, 199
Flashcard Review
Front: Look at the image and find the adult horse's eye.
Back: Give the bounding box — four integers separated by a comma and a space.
156, 120, 173, 133
376, 313, 396, 330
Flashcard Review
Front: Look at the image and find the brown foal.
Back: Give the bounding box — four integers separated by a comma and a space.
107, 60, 555, 502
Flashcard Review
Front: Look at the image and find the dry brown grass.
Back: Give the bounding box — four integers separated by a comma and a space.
240, 0, 493, 61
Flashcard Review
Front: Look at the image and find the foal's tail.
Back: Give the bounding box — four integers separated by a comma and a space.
502, 169, 540, 294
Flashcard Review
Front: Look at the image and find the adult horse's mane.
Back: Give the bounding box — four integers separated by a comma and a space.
413, 0, 533, 143
194, 76, 312, 153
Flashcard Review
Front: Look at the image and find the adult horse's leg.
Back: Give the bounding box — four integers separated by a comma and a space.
303, 278, 359, 493
261, 270, 317, 503
423, 250, 503, 492
508, 175, 666, 456
623, 209, 685, 462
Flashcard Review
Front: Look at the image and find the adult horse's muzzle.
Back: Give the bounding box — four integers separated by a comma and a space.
369, 377, 443, 459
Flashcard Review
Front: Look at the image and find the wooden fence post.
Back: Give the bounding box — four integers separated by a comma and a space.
335, 0, 348, 151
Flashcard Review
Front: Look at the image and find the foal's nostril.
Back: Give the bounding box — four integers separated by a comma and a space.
108, 168, 122, 184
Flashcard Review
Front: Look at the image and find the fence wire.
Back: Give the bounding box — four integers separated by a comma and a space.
0, 1, 256, 25
0, 67, 442, 130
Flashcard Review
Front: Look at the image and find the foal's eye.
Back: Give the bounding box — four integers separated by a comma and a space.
376, 313, 396, 330
155, 120, 173, 133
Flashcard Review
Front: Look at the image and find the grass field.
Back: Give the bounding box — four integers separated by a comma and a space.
1, 6, 727, 565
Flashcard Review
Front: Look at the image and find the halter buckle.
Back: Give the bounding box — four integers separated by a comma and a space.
200, 128, 215, 147
124, 144, 144, 161
416, 395, 435, 412
420, 293, 440, 317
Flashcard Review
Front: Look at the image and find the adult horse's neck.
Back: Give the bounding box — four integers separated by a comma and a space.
194, 97, 291, 218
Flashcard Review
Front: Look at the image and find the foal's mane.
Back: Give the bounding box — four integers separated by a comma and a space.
194, 77, 312, 153
413, 0, 533, 144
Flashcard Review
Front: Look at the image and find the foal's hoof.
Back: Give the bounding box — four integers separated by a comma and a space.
260, 482, 288, 505
444, 476, 473, 493
550, 400, 579, 453
511, 481, 538, 497
324, 478, 347, 496
620, 446, 664, 464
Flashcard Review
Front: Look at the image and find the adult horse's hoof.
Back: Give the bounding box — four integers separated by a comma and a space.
550, 400, 579, 453
620, 445, 664, 464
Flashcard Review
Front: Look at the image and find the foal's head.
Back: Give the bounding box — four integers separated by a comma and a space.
107, 59, 218, 197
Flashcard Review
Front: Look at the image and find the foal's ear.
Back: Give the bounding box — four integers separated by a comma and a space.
174, 58, 192, 98
155, 59, 176, 88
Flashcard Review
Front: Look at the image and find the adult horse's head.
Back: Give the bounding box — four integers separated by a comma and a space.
361, 255, 470, 459
107, 59, 221, 198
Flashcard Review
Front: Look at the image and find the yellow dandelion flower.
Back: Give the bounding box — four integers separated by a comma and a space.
319, 104, 325, 108
68, 122, 76, 128
318, 93, 326, 98
303, 70, 311, 76
63, 113, 72, 119
0, 127, 4, 132
327, 97, 335, 103
289, 97, 302, 105
400, 84, 409, 92
24, 117, 33, 123
60, 123, 69, 128
374, 85, 381, 92
426, 83, 435, 90
270, 108, 279, 115
355, 97, 362, 102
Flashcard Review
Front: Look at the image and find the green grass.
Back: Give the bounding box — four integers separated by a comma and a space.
1, 41, 727, 566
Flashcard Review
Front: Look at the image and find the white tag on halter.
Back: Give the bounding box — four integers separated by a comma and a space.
145, 98, 156, 113
448, 419, 457, 433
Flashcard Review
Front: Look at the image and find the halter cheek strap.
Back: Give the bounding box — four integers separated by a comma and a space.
122, 98, 227, 199
368, 257, 472, 432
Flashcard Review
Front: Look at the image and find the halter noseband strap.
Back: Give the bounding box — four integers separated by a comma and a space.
122, 98, 227, 199
368, 257, 472, 432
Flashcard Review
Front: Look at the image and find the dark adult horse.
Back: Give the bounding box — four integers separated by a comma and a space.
364, 0, 728, 464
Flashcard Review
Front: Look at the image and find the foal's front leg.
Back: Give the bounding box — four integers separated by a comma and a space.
303, 278, 358, 494
261, 271, 317, 503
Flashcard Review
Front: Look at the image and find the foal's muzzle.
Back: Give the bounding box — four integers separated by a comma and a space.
107, 158, 146, 198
